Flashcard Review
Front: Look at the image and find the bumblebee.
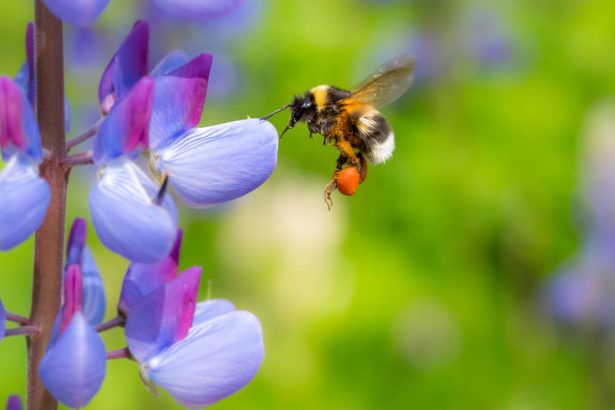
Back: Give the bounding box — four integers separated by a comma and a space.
262, 54, 415, 209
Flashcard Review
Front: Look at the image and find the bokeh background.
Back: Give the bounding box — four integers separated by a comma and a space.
3, 0, 615, 408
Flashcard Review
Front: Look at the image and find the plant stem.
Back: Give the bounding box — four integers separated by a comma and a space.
6, 312, 31, 326
66, 119, 101, 151
106, 347, 132, 361
96, 315, 125, 333
28, 2, 67, 409
5, 326, 39, 338
62, 151, 94, 168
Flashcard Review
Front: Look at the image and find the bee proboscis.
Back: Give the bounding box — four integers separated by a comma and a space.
262, 54, 415, 209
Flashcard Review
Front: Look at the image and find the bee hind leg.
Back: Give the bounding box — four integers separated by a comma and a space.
323, 153, 349, 210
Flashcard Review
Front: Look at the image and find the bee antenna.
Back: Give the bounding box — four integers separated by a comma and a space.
260, 104, 292, 121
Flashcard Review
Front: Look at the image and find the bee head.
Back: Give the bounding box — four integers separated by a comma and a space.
282, 93, 315, 136
260, 92, 316, 138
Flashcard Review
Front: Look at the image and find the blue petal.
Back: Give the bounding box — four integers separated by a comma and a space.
118, 230, 182, 315
153, 0, 245, 20
193, 299, 236, 325
39, 312, 106, 408
155, 119, 278, 207
147, 311, 264, 408
150, 50, 190, 77
149, 54, 212, 149
89, 158, 177, 263
43, 0, 110, 26
125, 267, 201, 362
66, 218, 87, 266
98, 21, 149, 105
0, 298, 5, 343
0, 155, 50, 251
5, 396, 22, 410
82, 246, 106, 325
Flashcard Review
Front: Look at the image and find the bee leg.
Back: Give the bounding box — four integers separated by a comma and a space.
357, 152, 368, 183
323, 177, 337, 210
336, 139, 360, 165
322, 154, 348, 210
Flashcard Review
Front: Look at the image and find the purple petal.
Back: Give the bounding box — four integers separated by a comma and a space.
149, 54, 212, 149
0, 76, 42, 162
150, 50, 190, 77
193, 299, 236, 325
43, 0, 109, 26
60, 265, 83, 334
146, 311, 264, 407
66, 218, 87, 266
93, 77, 154, 164
82, 246, 106, 325
118, 230, 182, 315
0, 298, 5, 343
5, 396, 22, 410
155, 119, 278, 207
89, 158, 177, 263
0, 155, 50, 251
39, 312, 106, 408
98, 21, 148, 105
153, 0, 245, 20
126, 267, 201, 362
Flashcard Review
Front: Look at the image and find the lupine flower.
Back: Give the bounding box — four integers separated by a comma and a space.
118, 230, 182, 316
0, 298, 5, 342
39, 219, 106, 408
5, 396, 21, 410
121, 232, 264, 407
44, 0, 245, 26
90, 21, 278, 263
0, 77, 50, 251
546, 104, 615, 330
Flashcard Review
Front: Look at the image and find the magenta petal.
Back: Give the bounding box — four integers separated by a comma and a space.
149, 54, 212, 150
98, 20, 149, 105
39, 312, 106, 408
153, 0, 245, 20
118, 230, 183, 315
0, 298, 5, 343
60, 265, 83, 334
0, 76, 42, 162
93, 77, 154, 164
5, 396, 22, 410
43, 0, 110, 26
125, 267, 201, 362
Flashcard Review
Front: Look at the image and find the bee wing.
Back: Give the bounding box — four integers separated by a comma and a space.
345, 54, 415, 108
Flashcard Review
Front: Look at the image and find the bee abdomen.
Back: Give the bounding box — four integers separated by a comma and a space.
356, 111, 395, 164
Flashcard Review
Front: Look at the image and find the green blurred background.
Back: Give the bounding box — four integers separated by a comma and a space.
3, 0, 615, 408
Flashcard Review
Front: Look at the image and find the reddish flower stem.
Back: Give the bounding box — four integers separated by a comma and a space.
66, 119, 101, 151
28, 2, 67, 409
6, 311, 31, 325
106, 347, 132, 361
5, 326, 40, 338
62, 151, 94, 168
96, 315, 126, 333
